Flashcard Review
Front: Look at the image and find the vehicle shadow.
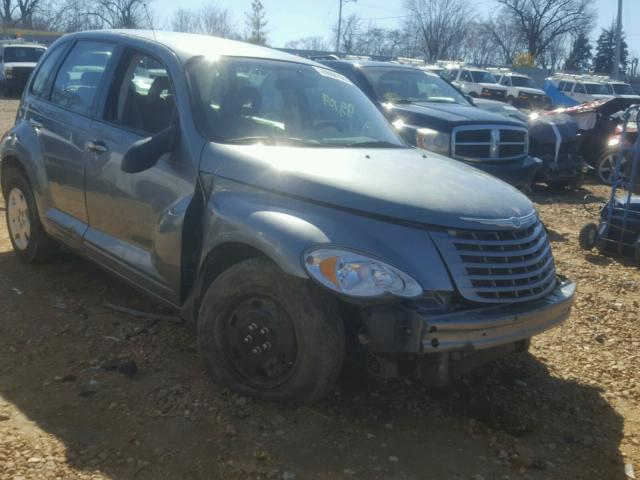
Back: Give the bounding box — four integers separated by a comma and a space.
0, 248, 628, 480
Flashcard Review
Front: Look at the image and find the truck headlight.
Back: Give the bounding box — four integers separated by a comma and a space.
416, 128, 450, 155
303, 248, 423, 298
4, 67, 12, 79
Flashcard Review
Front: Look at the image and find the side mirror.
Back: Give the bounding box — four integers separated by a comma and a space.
121, 125, 177, 174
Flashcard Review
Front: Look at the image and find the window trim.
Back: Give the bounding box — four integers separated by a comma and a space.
95, 46, 178, 137
43, 39, 121, 119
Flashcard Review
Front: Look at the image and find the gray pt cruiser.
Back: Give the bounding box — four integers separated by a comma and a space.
0, 30, 575, 403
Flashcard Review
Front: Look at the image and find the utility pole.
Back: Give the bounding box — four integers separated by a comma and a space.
336, 0, 356, 55
612, 0, 623, 79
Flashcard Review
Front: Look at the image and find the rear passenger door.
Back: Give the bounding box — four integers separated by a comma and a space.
83, 49, 195, 305
25, 40, 117, 245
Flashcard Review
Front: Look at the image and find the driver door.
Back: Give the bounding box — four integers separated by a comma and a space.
83, 49, 195, 305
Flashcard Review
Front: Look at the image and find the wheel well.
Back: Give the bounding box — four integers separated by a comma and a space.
199, 243, 266, 291
0, 156, 25, 198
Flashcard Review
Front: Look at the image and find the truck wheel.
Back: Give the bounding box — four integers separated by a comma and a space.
2, 168, 57, 263
579, 223, 598, 251
197, 257, 345, 404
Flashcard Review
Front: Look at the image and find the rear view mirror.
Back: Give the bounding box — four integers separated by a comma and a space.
121, 125, 177, 174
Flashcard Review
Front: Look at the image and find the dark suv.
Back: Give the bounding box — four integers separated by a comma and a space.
319, 60, 541, 189
1, 30, 575, 403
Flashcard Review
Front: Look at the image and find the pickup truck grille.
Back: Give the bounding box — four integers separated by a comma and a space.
480, 88, 506, 100
452, 125, 528, 161
430, 219, 557, 303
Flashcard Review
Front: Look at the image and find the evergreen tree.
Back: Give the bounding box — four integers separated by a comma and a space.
593, 24, 628, 75
565, 33, 592, 72
245, 0, 268, 46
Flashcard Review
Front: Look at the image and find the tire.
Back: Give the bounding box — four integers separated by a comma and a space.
2, 167, 57, 262
579, 223, 598, 251
197, 257, 345, 404
596, 151, 617, 185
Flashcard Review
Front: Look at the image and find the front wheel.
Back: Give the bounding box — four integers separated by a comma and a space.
596, 151, 617, 185
197, 257, 345, 403
579, 223, 599, 251
3, 168, 57, 262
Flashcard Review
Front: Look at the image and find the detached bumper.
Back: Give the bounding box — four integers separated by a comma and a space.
420, 278, 575, 352
471, 156, 542, 189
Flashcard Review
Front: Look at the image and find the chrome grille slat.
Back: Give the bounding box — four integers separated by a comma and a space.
451, 124, 528, 162
430, 219, 557, 303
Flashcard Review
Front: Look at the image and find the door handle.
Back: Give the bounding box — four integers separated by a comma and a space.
86, 140, 108, 154
29, 119, 43, 130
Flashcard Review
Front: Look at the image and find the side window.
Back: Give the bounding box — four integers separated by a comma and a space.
574, 83, 586, 94
500, 76, 510, 86
50, 41, 115, 116
563, 82, 575, 92
30, 44, 66, 98
557, 81, 566, 91
461, 70, 473, 82
107, 52, 175, 134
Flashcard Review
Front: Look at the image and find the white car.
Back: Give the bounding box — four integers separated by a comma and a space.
555, 78, 613, 103
495, 72, 548, 109
448, 67, 507, 101
602, 80, 639, 98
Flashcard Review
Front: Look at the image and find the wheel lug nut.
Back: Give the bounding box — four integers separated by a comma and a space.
260, 327, 269, 335
252, 346, 262, 354
244, 335, 253, 343
248, 323, 257, 331
262, 342, 271, 350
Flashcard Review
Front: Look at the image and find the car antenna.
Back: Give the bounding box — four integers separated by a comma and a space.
142, 2, 157, 42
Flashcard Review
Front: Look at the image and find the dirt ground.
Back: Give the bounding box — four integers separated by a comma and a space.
0, 97, 638, 480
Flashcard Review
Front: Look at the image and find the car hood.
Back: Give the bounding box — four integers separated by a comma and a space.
515, 87, 545, 96
201, 144, 534, 229
479, 83, 506, 90
386, 102, 522, 126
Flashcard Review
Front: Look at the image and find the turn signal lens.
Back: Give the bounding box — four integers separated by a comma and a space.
303, 248, 423, 298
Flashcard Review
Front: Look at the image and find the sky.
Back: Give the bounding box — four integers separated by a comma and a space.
151, 0, 640, 57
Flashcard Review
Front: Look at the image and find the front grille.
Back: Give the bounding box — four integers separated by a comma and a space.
430, 219, 557, 303
452, 125, 528, 161
11, 66, 33, 81
481, 88, 506, 100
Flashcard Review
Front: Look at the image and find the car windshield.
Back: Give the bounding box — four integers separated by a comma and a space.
584, 82, 609, 95
612, 83, 635, 95
187, 56, 406, 148
362, 67, 469, 105
510, 76, 539, 89
470, 71, 497, 83
3, 46, 45, 62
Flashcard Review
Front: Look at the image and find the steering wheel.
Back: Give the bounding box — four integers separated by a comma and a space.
312, 120, 343, 133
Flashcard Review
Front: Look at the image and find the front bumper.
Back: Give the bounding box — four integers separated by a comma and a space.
470, 155, 542, 189
535, 154, 590, 183
419, 278, 575, 352
363, 277, 575, 355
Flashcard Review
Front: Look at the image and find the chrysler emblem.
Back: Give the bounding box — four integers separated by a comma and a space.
460, 211, 537, 229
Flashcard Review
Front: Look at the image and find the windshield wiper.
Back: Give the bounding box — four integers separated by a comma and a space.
345, 140, 404, 148
225, 136, 323, 147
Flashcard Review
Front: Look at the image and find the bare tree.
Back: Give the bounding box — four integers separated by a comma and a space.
284, 36, 330, 51
245, 0, 267, 45
484, 11, 527, 65
170, 4, 237, 39
0, 0, 12, 26
496, 0, 595, 60
403, 0, 473, 62
87, 0, 150, 29
171, 7, 200, 33
333, 14, 361, 55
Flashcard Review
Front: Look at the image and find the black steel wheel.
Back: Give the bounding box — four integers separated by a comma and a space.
197, 257, 345, 404
579, 222, 598, 251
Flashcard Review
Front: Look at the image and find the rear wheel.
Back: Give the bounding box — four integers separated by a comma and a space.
2, 168, 57, 262
197, 257, 345, 403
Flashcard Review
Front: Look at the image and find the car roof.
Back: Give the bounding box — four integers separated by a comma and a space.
321, 59, 421, 69
65, 29, 320, 67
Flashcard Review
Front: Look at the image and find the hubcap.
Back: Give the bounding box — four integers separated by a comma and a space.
598, 155, 616, 184
7, 187, 31, 250
224, 296, 298, 389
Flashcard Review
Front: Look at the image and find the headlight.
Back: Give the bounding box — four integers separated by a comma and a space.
608, 136, 620, 147
303, 248, 423, 298
416, 128, 450, 155
4, 66, 12, 78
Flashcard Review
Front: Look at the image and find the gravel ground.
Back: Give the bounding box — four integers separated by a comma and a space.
0, 97, 638, 480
